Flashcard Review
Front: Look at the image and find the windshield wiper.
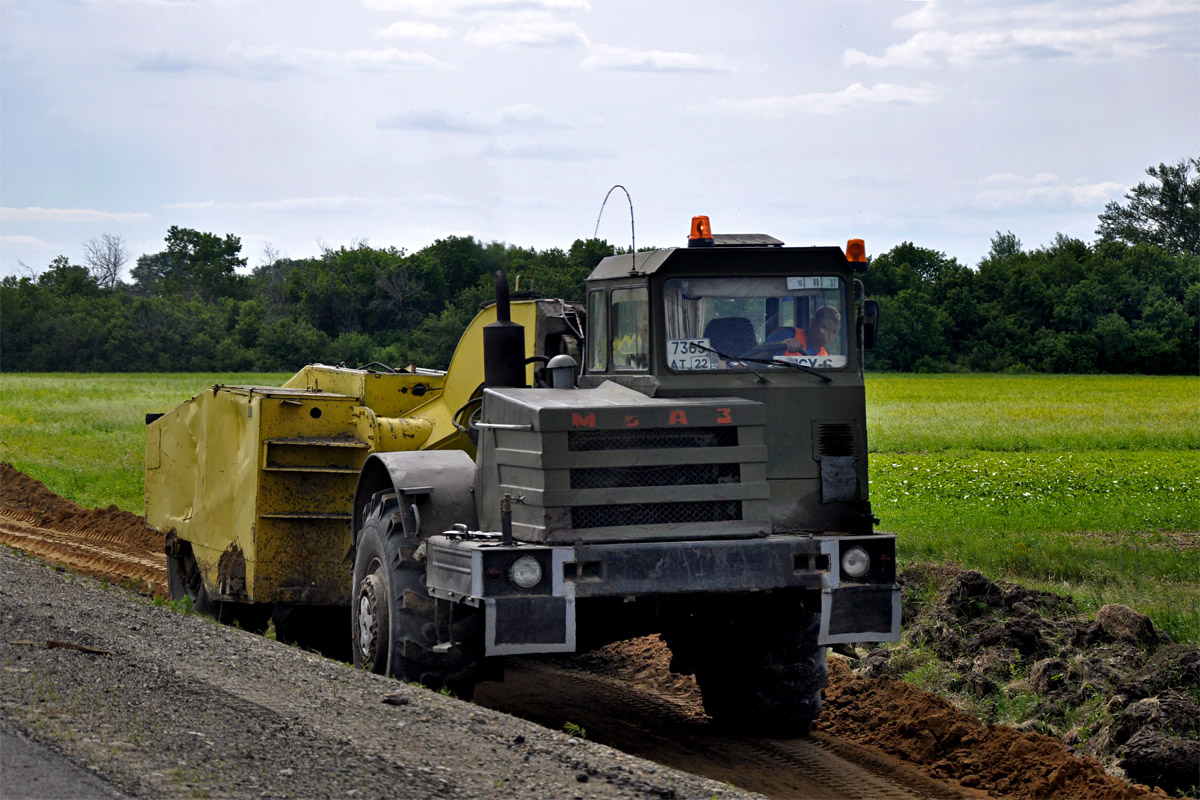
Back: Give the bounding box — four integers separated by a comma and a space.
693, 343, 768, 383
693, 343, 832, 384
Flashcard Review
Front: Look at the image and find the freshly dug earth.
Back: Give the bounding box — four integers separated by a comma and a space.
856, 564, 1199, 797
0, 463, 166, 596
569, 638, 1168, 800
0, 464, 1178, 799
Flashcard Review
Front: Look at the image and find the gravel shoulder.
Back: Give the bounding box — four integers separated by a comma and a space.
0, 546, 752, 800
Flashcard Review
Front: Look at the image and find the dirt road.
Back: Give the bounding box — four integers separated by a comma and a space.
0, 463, 1156, 799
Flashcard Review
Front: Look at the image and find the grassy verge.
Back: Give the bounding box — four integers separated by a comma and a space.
866, 373, 1200, 644
0, 373, 287, 513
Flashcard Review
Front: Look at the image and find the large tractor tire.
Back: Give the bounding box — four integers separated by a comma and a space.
351, 490, 482, 699
665, 605, 828, 737
166, 542, 272, 634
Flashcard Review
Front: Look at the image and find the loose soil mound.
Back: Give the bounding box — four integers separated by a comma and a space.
0, 463, 166, 595
570, 634, 1166, 800
857, 564, 1198, 797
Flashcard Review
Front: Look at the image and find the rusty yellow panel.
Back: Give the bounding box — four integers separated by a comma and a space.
145, 386, 265, 601
282, 365, 447, 419
145, 385, 365, 604
253, 518, 353, 604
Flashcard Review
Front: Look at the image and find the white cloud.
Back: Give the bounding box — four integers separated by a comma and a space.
582, 44, 739, 73
138, 43, 446, 77
376, 20, 452, 39
846, 0, 1198, 68
481, 143, 613, 159
223, 43, 445, 76
362, 0, 590, 14
0, 207, 153, 222
974, 173, 1125, 209
0, 235, 51, 249
712, 83, 939, 115
162, 196, 372, 212
377, 110, 490, 132
491, 102, 566, 127
465, 19, 587, 47
378, 103, 566, 132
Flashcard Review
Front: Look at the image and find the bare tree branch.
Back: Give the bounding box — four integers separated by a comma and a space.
83, 233, 128, 290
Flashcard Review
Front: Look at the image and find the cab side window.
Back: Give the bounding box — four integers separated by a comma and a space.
611, 287, 649, 371
586, 289, 607, 372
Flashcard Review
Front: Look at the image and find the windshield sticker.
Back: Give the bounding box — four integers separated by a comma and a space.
774, 354, 848, 369
786, 276, 841, 291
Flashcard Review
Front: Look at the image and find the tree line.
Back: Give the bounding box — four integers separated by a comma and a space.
2, 158, 1196, 375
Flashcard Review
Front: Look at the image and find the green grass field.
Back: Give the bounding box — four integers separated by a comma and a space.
1, 372, 1197, 642
866, 374, 1199, 643
0, 373, 287, 513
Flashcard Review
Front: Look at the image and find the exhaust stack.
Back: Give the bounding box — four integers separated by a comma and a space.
483, 270, 526, 389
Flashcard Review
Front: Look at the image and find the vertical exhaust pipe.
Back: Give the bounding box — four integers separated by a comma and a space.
483, 270, 526, 389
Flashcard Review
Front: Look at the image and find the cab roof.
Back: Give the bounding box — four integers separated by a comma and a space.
587, 244, 850, 282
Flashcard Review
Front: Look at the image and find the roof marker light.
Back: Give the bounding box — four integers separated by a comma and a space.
688, 215, 714, 248
846, 239, 867, 263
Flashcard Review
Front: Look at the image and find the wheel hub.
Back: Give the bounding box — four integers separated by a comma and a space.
356, 573, 383, 664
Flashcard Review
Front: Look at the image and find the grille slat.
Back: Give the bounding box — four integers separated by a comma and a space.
568, 427, 738, 452
571, 463, 740, 490
816, 423, 855, 457
572, 500, 742, 529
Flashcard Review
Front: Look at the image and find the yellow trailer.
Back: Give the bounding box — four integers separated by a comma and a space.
145, 297, 583, 631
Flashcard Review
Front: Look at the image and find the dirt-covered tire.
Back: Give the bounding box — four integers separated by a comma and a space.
166, 543, 272, 633
272, 604, 351, 662
666, 607, 827, 737
351, 490, 482, 699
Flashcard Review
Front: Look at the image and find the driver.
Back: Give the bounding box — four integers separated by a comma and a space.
783, 306, 841, 357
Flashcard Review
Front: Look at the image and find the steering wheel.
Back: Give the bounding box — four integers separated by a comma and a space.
739, 341, 788, 359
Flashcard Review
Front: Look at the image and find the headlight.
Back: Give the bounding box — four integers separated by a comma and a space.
509, 555, 543, 589
841, 546, 870, 578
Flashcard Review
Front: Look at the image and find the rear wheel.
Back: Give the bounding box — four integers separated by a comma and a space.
165, 542, 271, 633
665, 602, 827, 737
351, 491, 482, 698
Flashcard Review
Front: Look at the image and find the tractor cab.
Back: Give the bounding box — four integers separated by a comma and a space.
580, 216, 875, 392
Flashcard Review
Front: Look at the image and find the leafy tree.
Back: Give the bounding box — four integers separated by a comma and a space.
1096, 156, 1200, 255
38, 256, 100, 297
131, 226, 247, 301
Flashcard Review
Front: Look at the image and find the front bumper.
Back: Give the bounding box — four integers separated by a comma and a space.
425, 532, 900, 655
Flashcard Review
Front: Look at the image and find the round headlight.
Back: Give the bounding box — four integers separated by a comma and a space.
841, 546, 870, 578
509, 555, 543, 589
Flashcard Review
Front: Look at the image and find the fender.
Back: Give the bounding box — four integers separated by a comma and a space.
352, 450, 479, 544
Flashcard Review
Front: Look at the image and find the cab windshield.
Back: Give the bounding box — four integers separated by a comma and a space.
663, 276, 848, 371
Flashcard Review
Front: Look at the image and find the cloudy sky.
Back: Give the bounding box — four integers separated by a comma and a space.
1, 0, 1197, 280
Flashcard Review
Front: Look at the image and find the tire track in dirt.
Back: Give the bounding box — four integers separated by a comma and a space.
476, 659, 985, 800
0, 511, 166, 595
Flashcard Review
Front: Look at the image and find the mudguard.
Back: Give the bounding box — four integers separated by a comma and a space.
352, 450, 478, 542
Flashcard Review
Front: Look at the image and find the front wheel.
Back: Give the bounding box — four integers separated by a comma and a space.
351, 491, 482, 698
665, 604, 828, 737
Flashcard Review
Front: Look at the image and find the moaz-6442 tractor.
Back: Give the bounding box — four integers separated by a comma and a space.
145, 216, 898, 736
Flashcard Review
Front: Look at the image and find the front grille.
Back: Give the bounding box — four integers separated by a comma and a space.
568, 427, 738, 452
816, 423, 855, 457
571, 463, 740, 490
571, 500, 742, 529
